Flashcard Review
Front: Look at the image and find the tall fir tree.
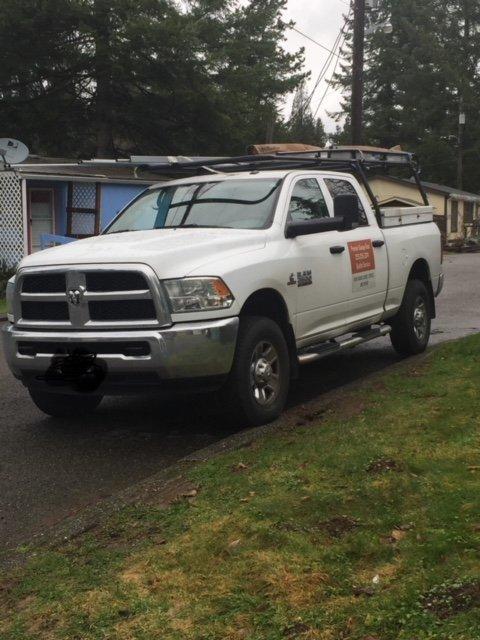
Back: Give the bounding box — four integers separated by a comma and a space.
334, 0, 480, 192
280, 80, 326, 146
0, 0, 304, 157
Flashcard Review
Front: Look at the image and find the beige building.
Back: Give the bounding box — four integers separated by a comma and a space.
368, 175, 480, 244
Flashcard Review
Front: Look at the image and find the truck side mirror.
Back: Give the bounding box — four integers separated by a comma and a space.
334, 194, 360, 230
286, 216, 346, 238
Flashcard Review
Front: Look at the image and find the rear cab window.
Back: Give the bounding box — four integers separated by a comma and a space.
323, 177, 369, 226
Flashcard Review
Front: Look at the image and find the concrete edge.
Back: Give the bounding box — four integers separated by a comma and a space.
0, 346, 439, 569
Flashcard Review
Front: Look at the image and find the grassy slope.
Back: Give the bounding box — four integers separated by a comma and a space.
1, 336, 480, 639
0, 298, 6, 314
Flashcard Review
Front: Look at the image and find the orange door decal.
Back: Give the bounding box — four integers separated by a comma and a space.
348, 240, 376, 292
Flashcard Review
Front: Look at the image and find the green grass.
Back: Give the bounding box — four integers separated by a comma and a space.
0, 298, 6, 315
2, 336, 480, 639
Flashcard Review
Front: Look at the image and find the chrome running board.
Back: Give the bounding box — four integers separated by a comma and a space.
298, 325, 391, 365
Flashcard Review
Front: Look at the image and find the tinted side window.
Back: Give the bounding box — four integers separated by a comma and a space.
288, 179, 330, 221
324, 178, 368, 225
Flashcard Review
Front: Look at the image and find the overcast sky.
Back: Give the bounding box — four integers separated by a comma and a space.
282, 0, 349, 132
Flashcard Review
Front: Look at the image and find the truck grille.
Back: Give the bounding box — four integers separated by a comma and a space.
15, 266, 170, 330
22, 273, 66, 293
89, 299, 157, 321
85, 271, 147, 292
21, 301, 70, 321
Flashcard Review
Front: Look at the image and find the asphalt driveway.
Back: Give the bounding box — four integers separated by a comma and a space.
1, 253, 478, 550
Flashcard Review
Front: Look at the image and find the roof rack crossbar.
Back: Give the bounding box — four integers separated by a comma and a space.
137, 154, 416, 176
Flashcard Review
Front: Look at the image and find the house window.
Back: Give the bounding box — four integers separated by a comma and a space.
67, 182, 100, 238
451, 200, 458, 232
464, 201, 474, 224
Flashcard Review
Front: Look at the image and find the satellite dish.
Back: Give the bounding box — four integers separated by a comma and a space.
0, 138, 29, 165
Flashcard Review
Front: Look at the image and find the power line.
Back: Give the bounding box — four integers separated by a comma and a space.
291, 6, 351, 119
313, 18, 349, 118
313, 30, 347, 119
305, 13, 350, 110
289, 26, 348, 61
298, 31, 342, 116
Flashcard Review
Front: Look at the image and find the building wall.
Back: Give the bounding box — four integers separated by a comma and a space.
368, 178, 446, 215
100, 184, 147, 230
23, 180, 149, 253
367, 177, 480, 242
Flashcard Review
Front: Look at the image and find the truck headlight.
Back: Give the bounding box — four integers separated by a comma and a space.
6, 275, 16, 323
163, 277, 234, 313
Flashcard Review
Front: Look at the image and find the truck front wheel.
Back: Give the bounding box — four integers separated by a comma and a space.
28, 389, 103, 418
222, 316, 290, 426
390, 279, 431, 356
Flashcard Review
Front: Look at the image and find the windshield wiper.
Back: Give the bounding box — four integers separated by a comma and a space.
168, 224, 227, 229
107, 229, 142, 235
108, 224, 228, 235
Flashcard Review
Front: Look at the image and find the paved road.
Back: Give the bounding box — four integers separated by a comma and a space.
1, 254, 479, 549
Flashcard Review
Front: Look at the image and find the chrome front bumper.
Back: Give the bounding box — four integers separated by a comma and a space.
2, 317, 239, 393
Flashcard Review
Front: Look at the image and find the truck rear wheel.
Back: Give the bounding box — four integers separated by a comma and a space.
222, 316, 290, 427
390, 279, 431, 356
28, 389, 103, 418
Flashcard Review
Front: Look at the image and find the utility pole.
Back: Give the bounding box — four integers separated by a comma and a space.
457, 5, 470, 191
351, 0, 366, 145
457, 99, 466, 191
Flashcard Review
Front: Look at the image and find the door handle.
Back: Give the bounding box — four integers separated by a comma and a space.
330, 245, 345, 254
372, 240, 385, 248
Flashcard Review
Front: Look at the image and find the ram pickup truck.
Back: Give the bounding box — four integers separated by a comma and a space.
2, 148, 443, 425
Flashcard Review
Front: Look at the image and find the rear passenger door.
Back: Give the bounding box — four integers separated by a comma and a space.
322, 177, 389, 328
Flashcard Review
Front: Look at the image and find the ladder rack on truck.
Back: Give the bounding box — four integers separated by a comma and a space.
43, 146, 433, 229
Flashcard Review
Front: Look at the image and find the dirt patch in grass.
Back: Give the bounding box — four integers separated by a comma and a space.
296, 395, 366, 427
318, 516, 361, 538
366, 457, 403, 474
282, 621, 312, 637
422, 580, 480, 619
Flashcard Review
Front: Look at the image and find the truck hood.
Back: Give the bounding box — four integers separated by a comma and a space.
19, 228, 267, 278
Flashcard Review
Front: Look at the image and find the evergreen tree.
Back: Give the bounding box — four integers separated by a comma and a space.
280, 80, 326, 146
0, 0, 304, 157
334, 0, 480, 192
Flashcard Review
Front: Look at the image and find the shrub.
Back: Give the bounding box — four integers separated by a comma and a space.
0, 259, 16, 298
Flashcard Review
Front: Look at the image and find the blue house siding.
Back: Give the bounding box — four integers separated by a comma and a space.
26, 179, 150, 250
100, 184, 147, 230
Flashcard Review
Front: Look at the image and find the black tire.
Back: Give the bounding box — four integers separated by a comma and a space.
390, 279, 431, 356
28, 388, 103, 418
222, 316, 290, 427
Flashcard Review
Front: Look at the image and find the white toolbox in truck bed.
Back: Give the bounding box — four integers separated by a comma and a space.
380, 205, 434, 228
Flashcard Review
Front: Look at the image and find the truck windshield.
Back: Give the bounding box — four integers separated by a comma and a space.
105, 178, 281, 233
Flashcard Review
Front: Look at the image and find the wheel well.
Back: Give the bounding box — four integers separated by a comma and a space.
408, 259, 436, 318
240, 289, 298, 378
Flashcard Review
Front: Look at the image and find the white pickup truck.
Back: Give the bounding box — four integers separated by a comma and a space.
3, 148, 443, 425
